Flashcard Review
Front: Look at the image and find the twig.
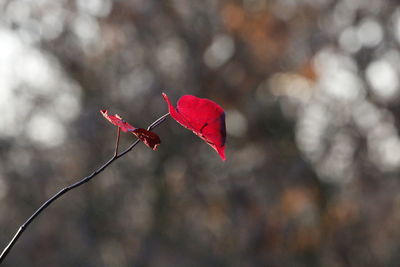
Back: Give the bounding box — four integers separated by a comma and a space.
114, 127, 121, 157
0, 113, 170, 264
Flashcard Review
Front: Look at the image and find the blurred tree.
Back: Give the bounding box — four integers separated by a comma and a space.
1, 0, 400, 266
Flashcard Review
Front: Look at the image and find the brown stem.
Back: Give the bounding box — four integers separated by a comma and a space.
114, 127, 121, 157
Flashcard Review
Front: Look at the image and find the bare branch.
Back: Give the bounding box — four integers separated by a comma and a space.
0, 113, 170, 264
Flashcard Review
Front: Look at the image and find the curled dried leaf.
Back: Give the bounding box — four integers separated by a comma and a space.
100, 110, 161, 150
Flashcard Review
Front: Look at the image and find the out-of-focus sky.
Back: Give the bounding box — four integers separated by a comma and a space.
1, 0, 400, 266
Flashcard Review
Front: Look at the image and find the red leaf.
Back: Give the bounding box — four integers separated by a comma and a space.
131, 128, 161, 150
100, 110, 136, 132
100, 110, 161, 150
162, 93, 226, 160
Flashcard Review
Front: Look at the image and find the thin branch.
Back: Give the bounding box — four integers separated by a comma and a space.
0, 113, 170, 264
147, 113, 170, 131
114, 127, 121, 157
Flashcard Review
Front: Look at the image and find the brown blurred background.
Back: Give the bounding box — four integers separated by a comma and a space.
1, 0, 400, 266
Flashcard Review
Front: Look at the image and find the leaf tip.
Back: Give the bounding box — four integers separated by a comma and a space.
161, 92, 169, 102
217, 146, 226, 161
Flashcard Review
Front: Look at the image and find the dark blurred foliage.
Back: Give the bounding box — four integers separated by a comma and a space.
1, 0, 400, 266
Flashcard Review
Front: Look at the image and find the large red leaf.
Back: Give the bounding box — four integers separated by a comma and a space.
100, 110, 161, 150
162, 93, 226, 160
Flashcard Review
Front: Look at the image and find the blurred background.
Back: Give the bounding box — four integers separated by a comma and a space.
1, 0, 400, 266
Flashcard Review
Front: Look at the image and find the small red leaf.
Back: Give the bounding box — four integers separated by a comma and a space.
100, 110, 136, 132
100, 110, 161, 150
131, 128, 161, 151
162, 93, 226, 160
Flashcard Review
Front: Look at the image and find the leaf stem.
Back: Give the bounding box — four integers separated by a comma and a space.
114, 127, 121, 157
0, 113, 170, 264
